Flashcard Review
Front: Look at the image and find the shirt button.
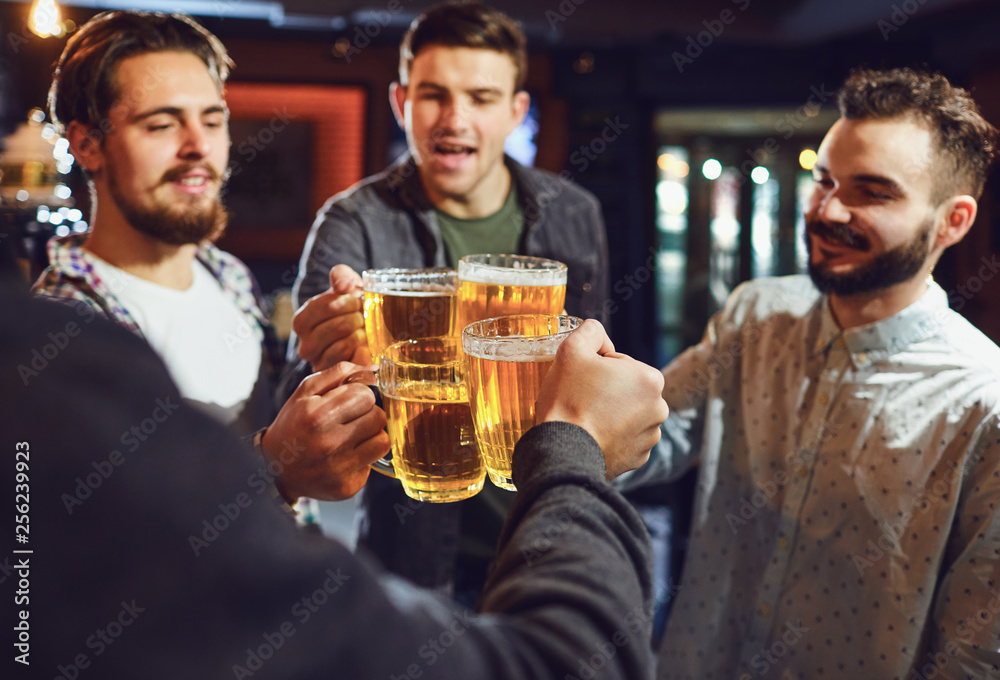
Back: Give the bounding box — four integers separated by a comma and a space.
759, 603, 771, 617
857, 352, 868, 363
797, 465, 809, 478
778, 537, 789, 549
740, 674, 753, 680
817, 393, 829, 406
582, 282, 592, 292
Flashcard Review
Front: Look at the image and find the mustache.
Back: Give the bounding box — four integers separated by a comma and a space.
806, 218, 871, 251
161, 163, 223, 184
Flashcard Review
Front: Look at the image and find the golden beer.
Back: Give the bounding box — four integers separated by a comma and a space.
362, 268, 458, 360
463, 315, 582, 491
457, 255, 567, 330
376, 337, 484, 502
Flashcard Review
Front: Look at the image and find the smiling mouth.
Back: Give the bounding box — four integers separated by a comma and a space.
807, 220, 871, 252
433, 142, 476, 155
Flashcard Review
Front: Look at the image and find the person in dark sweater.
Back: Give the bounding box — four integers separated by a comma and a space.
3, 279, 667, 679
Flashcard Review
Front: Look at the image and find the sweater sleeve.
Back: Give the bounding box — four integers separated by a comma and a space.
12, 290, 654, 680
278, 197, 372, 402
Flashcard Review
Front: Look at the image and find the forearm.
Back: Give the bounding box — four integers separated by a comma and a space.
477, 422, 656, 680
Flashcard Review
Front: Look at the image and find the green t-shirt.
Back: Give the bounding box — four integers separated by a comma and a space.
436, 185, 524, 563
435, 183, 524, 266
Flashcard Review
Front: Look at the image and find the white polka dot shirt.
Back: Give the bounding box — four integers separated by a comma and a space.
649, 275, 1000, 680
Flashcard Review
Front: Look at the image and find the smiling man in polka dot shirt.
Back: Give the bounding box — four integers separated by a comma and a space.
641, 68, 1000, 679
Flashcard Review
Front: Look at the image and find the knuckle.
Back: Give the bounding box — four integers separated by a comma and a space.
333, 359, 353, 371
343, 381, 375, 404
300, 406, 325, 432
643, 364, 665, 391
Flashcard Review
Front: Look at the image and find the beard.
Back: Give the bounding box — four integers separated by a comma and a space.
107, 162, 229, 246
806, 216, 933, 297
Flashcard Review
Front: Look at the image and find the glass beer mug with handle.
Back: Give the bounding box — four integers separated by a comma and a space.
373, 337, 485, 503
462, 314, 582, 491
362, 268, 459, 361
457, 254, 567, 330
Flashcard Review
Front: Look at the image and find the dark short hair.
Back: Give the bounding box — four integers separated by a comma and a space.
48, 11, 231, 137
399, 1, 527, 91
837, 67, 997, 200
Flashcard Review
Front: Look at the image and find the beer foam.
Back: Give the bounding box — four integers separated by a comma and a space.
458, 263, 566, 287
463, 337, 563, 361
366, 285, 455, 296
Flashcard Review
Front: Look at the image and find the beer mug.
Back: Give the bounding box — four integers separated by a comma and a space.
374, 337, 485, 502
457, 255, 567, 330
462, 314, 582, 491
362, 268, 458, 360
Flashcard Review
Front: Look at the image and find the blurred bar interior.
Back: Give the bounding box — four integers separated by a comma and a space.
3, 0, 1000, 363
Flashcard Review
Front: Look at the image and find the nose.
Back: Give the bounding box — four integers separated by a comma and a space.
813, 188, 851, 224
179, 121, 212, 159
437, 98, 468, 133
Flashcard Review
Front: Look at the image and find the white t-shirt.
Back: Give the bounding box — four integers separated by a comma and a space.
89, 256, 263, 425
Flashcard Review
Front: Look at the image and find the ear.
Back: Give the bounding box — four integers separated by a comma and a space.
65, 120, 104, 174
935, 195, 978, 249
389, 81, 407, 130
509, 90, 530, 133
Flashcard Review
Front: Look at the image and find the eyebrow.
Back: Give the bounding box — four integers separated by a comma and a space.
414, 82, 504, 97
852, 173, 906, 196
813, 164, 906, 195
133, 105, 227, 121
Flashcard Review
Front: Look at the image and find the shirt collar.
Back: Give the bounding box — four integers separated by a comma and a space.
49, 230, 222, 277
811, 277, 948, 363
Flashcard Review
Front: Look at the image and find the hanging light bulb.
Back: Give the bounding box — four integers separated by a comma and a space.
28, 0, 62, 38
